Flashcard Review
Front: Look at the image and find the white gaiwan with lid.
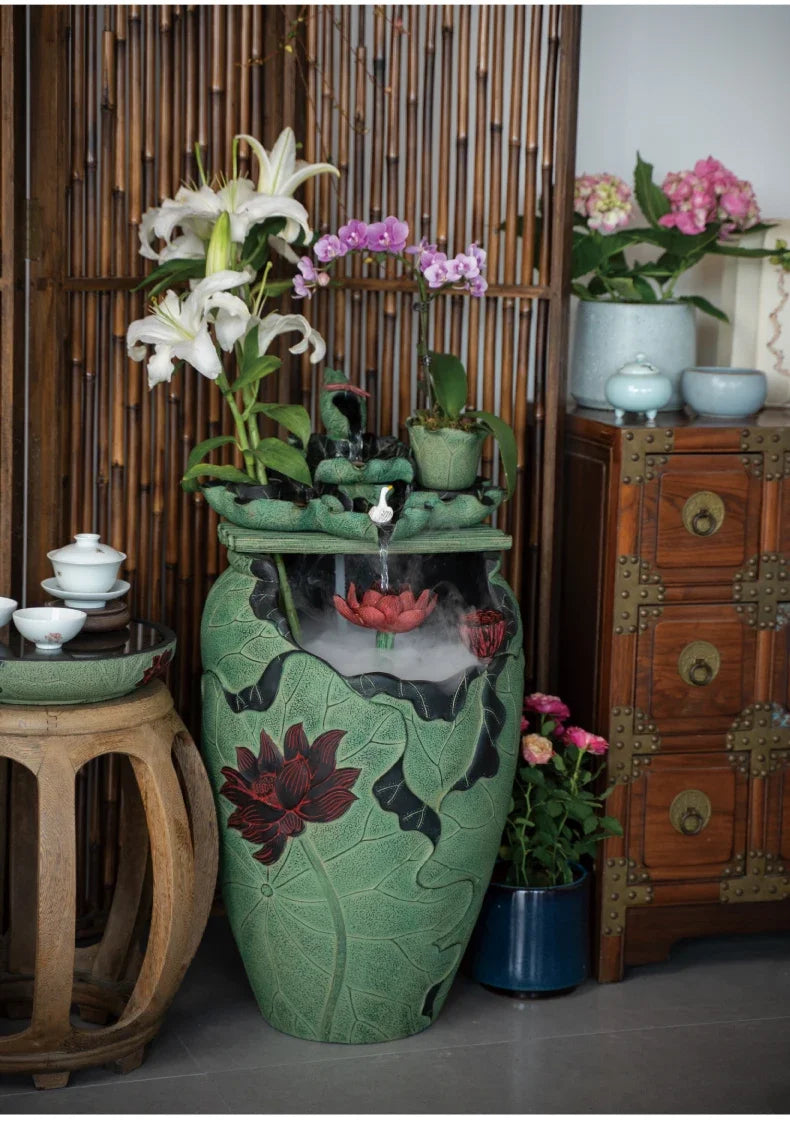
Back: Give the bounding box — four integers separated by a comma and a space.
48, 533, 126, 594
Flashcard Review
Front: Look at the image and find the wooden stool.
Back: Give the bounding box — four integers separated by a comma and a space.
0, 681, 218, 1089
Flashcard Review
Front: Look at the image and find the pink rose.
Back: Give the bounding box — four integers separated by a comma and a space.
564, 725, 609, 755
520, 716, 529, 734
521, 733, 555, 766
523, 692, 571, 721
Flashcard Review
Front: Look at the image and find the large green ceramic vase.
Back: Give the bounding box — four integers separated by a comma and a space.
201, 525, 523, 1043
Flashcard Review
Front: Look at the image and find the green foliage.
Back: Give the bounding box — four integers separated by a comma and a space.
514, 153, 790, 320
502, 703, 622, 888
466, 410, 517, 498
427, 351, 468, 421
253, 438, 312, 486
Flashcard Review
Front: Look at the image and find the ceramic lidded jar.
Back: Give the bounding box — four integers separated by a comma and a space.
605, 352, 672, 422
47, 533, 126, 594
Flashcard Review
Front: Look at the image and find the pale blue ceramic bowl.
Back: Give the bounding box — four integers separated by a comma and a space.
681, 366, 767, 418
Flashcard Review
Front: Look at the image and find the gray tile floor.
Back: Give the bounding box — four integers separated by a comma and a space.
1, 916, 789, 1114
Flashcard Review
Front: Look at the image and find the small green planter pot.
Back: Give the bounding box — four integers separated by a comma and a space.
201, 544, 523, 1043
407, 422, 485, 491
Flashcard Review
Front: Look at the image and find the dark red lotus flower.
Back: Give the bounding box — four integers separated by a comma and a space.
459, 609, 506, 659
220, 724, 360, 865
137, 649, 173, 686
333, 582, 438, 634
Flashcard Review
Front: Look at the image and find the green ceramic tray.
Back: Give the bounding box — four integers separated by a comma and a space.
0, 620, 176, 705
201, 481, 506, 543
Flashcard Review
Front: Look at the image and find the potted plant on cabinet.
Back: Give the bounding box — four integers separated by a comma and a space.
548, 154, 790, 410
295, 222, 517, 496
468, 692, 622, 997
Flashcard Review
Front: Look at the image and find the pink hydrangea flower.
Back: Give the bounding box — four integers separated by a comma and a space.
574, 173, 632, 233
523, 693, 571, 721
659, 158, 760, 239
564, 726, 609, 755
366, 216, 410, 253
338, 219, 368, 250
314, 234, 346, 262
521, 733, 555, 766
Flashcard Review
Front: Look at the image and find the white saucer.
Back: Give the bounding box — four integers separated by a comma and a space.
41, 577, 130, 610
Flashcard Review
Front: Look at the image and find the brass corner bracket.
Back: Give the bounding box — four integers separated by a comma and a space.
727, 703, 790, 778
739, 427, 790, 479
721, 854, 790, 904
614, 556, 665, 635
620, 427, 674, 485
609, 706, 661, 784
733, 554, 790, 630
601, 857, 653, 934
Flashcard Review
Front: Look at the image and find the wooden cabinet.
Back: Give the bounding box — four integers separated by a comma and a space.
558, 409, 790, 982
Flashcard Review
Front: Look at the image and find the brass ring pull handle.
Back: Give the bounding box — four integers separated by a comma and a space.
678, 640, 721, 687
688, 658, 713, 686
679, 807, 705, 835
691, 508, 716, 537
669, 789, 712, 836
682, 491, 725, 538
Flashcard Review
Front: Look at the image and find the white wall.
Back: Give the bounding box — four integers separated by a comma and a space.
576, 4, 790, 361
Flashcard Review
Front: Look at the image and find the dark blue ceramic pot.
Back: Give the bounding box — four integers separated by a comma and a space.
468, 864, 590, 996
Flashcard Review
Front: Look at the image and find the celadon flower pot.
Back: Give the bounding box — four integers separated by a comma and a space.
201, 543, 524, 1043
407, 421, 486, 491
571, 301, 696, 410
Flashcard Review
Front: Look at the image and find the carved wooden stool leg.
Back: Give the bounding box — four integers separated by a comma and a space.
0, 682, 217, 1087
33, 1071, 70, 1090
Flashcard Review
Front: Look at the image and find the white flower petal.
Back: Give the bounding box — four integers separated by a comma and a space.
208, 293, 253, 351
177, 324, 223, 380
147, 345, 175, 387
236, 133, 275, 194
239, 195, 311, 243
256, 313, 326, 365
276, 160, 340, 198
138, 206, 161, 260
266, 127, 297, 193
159, 231, 206, 263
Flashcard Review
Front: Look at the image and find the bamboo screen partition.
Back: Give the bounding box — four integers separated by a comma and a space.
1, 6, 579, 929
57, 3, 579, 730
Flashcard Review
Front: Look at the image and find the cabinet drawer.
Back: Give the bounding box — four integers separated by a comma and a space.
635, 603, 757, 734
628, 750, 748, 883
640, 454, 761, 585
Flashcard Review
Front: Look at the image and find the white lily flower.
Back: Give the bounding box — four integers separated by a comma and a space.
255, 312, 326, 365
126, 269, 252, 387
237, 127, 339, 198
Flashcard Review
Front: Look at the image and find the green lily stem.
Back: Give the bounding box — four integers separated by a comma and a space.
375, 630, 394, 650
299, 832, 347, 1040
217, 370, 301, 644
275, 552, 302, 644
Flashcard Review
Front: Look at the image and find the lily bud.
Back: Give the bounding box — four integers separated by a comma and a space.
205, 211, 232, 275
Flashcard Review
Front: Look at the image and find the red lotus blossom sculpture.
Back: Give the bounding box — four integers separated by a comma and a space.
137, 649, 173, 687
220, 724, 360, 865
333, 582, 438, 649
459, 609, 506, 660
